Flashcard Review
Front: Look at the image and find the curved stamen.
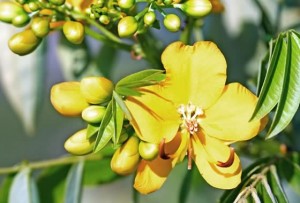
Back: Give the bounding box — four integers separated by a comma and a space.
159, 138, 170, 160
216, 147, 235, 167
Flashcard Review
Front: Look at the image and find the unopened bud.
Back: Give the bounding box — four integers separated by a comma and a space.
82, 105, 106, 123
139, 141, 159, 161
64, 129, 95, 155
118, 16, 138, 38
51, 82, 89, 116
176, 0, 212, 18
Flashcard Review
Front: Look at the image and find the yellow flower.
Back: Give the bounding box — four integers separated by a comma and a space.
125, 41, 267, 194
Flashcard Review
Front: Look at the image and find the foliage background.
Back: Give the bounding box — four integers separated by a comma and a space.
0, 0, 300, 202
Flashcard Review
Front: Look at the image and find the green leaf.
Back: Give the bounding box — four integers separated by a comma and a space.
93, 101, 114, 152
115, 86, 142, 97
278, 152, 300, 194
256, 177, 276, 202
256, 50, 270, 96
83, 158, 120, 185
9, 167, 40, 203
65, 161, 85, 203
267, 165, 288, 203
267, 32, 300, 138
37, 165, 71, 203
116, 69, 165, 96
86, 123, 100, 139
0, 174, 15, 203
251, 34, 287, 121
0, 26, 45, 135
113, 91, 133, 121
112, 97, 124, 145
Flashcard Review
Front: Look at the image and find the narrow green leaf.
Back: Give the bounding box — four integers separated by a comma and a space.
93, 101, 114, 152
9, 167, 40, 203
256, 51, 270, 96
0, 174, 15, 203
278, 152, 300, 194
112, 98, 124, 145
256, 181, 273, 202
113, 91, 133, 121
267, 32, 300, 138
267, 165, 288, 203
86, 123, 100, 139
65, 161, 85, 203
116, 69, 165, 88
115, 86, 143, 97
251, 34, 287, 121
83, 158, 120, 185
37, 165, 71, 203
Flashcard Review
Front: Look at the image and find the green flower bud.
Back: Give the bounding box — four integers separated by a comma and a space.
118, 0, 135, 9
82, 105, 106, 123
28, 2, 39, 11
0, 2, 27, 24
63, 21, 84, 44
31, 17, 50, 38
80, 77, 114, 104
51, 82, 89, 116
12, 13, 30, 27
163, 0, 172, 5
143, 11, 156, 26
118, 16, 138, 38
99, 15, 110, 25
138, 141, 159, 161
64, 129, 95, 155
111, 136, 140, 175
49, 0, 66, 6
179, 0, 212, 18
163, 14, 181, 32
8, 29, 42, 56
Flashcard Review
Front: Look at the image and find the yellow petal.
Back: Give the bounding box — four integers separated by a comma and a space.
192, 135, 242, 189
134, 157, 174, 194
125, 86, 180, 143
161, 41, 227, 108
201, 83, 267, 141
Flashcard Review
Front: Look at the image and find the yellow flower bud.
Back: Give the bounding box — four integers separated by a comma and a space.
118, 16, 138, 38
51, 82, 89, 116
179, 0, 212, 18
63, 21, 84, 44
12, 13, 30, 27
0, 2, 26, 24
138, 141, 159, 161
163, 14, 181, 32
81, 105, 106, 123
80, 77, 114, 104
111, 136, 140, 175
31, 17, 50, 38
64, 129, 95, 155
8, 29, 42, 56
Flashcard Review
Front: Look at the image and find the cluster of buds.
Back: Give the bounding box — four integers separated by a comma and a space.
50, 77, 114, 155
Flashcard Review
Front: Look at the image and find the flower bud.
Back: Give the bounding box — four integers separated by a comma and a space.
28, 2, 39, 11
111, 136, 140, 175
80, 77, 114, 104
12, 13, 30, 27
0, 2, 27, 24
31, 17, 50, 38
8, 29, 42, 56
64, 129, 95, 155
49, 0, 66, 6
180, 0, 212, 18
63, 21, 84, 44
118, 0, 135, 9
82, 105, 106, 123
143, 11, 156, 26
163, 14, 181, 32
99, 15, 110, 25
118, 16, 138, 38
138, 141, 159, 161
51, 82, 89, 116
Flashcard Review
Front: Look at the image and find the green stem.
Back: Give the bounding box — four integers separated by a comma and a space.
0, 154, 104, 175
180, 17, 195, 44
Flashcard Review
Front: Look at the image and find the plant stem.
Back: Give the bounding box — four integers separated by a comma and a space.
0, 154, 104, 175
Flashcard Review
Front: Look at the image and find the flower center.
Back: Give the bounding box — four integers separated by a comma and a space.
177, 102, 204, 134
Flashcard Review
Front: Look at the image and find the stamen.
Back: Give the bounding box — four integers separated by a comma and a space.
217, 147, 235, 167
187, 140, 193, 170
159, 138, 170, 160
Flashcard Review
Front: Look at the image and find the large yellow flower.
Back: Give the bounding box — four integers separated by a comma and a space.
125, 41, 267, 194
